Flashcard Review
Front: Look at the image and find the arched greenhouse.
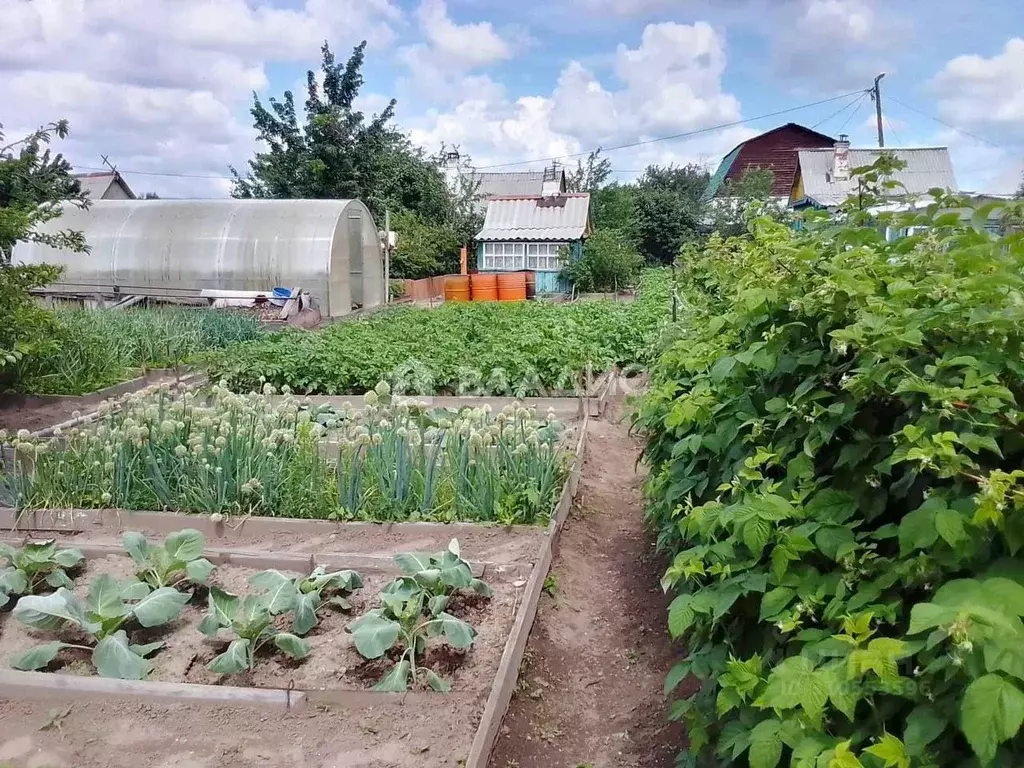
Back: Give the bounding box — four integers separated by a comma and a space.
12, 199, 385, 317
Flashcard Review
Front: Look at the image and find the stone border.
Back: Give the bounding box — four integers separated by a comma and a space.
0, 416, 588, 748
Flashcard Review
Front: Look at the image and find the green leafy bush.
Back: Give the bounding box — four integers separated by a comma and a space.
638, 186, 1024, 766
560, 229, 645, 293
10, 308, 263, 395
0, 539, 83, 607
198, 587, 309, 674
206, 270, 671, 396
10, 575, 189, 678
122, 529, 215, 589
248, 566, 363, 635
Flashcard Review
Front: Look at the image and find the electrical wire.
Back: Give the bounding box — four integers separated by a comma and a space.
811, 91, 868, 131
475, 89, 866, 170
884, 115, 904, 147
887, 95, 1007, 149
838, 95, 866, 134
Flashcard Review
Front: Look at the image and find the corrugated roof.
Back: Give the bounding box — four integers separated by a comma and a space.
74, 171, 136, 200
796, 147, 958, 207
471, 171, 547, 198
475, 194, 591, 241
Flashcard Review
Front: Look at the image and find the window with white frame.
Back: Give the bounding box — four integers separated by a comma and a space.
481, 242, 565, 271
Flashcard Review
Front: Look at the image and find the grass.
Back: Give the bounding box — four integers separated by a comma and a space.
9, 308, 263, 395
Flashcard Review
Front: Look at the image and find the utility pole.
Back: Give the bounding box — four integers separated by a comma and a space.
872, 73, 886, 148
383, 208, 391, 304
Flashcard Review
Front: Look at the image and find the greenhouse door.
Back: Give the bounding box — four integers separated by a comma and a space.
348, 215, 363, 308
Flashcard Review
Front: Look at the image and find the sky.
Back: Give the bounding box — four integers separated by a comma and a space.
2, 0, 1022, 199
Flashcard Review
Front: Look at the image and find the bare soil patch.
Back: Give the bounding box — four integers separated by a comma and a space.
488, 397, 685, 768
0, 369, 186, 433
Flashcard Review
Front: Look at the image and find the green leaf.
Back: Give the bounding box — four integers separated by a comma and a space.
93, 631, 151, 679
348, 613, 401, 659
208, 639, 252, 675
935, 507, 967, 547
373, 659, 411, 692
292, 592, 320, 636
757, 656, 828, 720
830, 740, 865, 768
164, 529, 205, 562
864, 733, 909, 768
44, 570, 74, 589
130, 641, 164, 658
9, 641, 72, 671
743, 517, 771, 558
131, 587, 189, 627
0, 567, 28, 595
185, 558, 215, 585
121, 532, 149, 565
427, 595, 449, 617
200, 587, 239, 635
765, 397, 787, 414
469, 578, 494, 597
273, 632, 309, 660
248, 570, 298, 614
665, 661, 690, 695
87, 573, 129, 618
961, 673, 1024, 765
120, 580, 151, 601
814, 525, 856, 561
908, 602, 958, 634
52, 548, 84, 568
20, 540, 57, 564
422, 668, 451, 693
899, 505, 939, 556
904, 705, 945, 757
806, 490, 857, 523
432, 612, 477, 649
985, 636, 1024, 681
394, 552, 433, 575
13, 589, 89, 631
748, 719, 782, 768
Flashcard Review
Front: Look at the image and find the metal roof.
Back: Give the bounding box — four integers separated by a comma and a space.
796, 147, 958, 207
74, 171, 136, 200
465, 169, 567, 212
475, 194, 591, 241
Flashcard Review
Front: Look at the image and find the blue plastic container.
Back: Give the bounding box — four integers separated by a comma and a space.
269, 287, 293, 307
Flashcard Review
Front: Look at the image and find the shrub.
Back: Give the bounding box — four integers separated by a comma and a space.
560, 229, 645, 293
638, 185, 1024, 766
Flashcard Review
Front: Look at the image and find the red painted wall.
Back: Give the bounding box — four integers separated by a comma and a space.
726, 125, 835, 197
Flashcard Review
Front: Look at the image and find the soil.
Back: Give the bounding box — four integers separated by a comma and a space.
488, 396, 686, 768
0, 369, 186, 434
0, 534, 528, 768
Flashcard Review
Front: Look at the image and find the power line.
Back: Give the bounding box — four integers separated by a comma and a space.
838, 95, 867, 133
885, 115, 904, 147
474, 89, 866, 170
811, 91, 868, 131
72, 88, 868, 183
887, 96, 1007, 149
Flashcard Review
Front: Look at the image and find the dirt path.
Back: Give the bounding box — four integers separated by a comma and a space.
488, 399, 684, 768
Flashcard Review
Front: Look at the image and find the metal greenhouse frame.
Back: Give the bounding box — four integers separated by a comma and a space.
11, 199, 385, 317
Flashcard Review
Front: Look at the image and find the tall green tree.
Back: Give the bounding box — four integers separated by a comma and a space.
0, 120, 88, 383
631, 163, 710, 264
566, 148, 612, 193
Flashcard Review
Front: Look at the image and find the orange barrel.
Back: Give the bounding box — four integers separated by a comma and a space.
444, 275, 471, 303
498, 272, 527, 302
471, 273, 498, 302
523, 270, 537, 299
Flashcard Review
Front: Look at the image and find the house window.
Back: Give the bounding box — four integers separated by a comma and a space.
482, 242, 566, 271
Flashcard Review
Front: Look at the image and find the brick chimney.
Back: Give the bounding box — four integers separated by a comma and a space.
541, 164, 562, 197
833, 134, 851, 182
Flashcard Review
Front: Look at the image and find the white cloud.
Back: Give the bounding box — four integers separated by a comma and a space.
932, 38, 1024, 141
930, 38, 1024, 194
404, 21, 745, 177
0, 0, 401, 196
415, 0, 514, 71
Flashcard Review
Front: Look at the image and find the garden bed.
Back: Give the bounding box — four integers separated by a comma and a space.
0, 369, 199, 435
0, 410, 588, 768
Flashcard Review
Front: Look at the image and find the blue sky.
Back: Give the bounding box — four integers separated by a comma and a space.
3, 0, 1022, 196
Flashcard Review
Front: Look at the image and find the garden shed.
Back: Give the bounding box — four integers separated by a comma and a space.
474, 192, 592, 293
12, 199, 384, 317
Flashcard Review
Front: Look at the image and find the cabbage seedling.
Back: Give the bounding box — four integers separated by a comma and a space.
9, 574, 190, 678
122, 529, 215, 589
249, 566, 363, 636
0, 540, 84, 608
347, 589, 476, 692
387, 539, 493, 604
198, 587, 309, 674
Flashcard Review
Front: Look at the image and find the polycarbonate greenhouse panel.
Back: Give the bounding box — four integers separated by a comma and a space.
12, 199, 385, 317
